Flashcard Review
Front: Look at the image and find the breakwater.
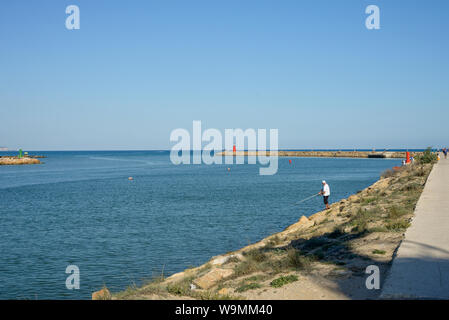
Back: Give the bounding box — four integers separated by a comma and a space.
0, 156, 41, 165
217, 151, 416, 158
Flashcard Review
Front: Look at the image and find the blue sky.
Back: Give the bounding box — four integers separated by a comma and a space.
0, 0, 448, 150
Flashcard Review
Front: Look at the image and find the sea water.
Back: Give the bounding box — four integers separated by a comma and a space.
0, 151, 401, 299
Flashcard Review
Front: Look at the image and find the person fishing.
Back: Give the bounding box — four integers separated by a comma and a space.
318, 180, 331, 210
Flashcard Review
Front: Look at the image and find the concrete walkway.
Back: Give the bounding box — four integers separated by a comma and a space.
381, 156, 449, 299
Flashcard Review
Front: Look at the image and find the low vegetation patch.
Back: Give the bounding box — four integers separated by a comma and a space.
166, 276, 194, 296
285, 248, 314, 271
416, 147, 438, 164
233, 260, 259, 277
388, 206, 409, 219
223, 256, 241, 265
349, 208, 371, 233
362, 196, 379, 205
270, 275, 298, 288
235, 282, 262, 293
386, 220, 411, 231
243, 249, 267, 263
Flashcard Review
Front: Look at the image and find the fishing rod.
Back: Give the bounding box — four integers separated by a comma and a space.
292, 193, 320, 206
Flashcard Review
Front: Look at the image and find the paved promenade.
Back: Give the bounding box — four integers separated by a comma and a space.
381, 157, 449, 299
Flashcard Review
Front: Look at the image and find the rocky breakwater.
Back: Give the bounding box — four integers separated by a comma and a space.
217, 150, 417, 159
0, 156, 41, 165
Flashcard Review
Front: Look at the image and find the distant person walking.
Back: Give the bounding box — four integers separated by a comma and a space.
443, 148, 447, 159
319, 180, 331, 210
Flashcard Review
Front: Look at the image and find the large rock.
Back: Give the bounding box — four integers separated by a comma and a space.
210, 254, 242, 266
0, 157, 40, 165
284, 215, 314, 233
92, 287, 111, 300
298, 215, 310, 225
194, 268, 234, 289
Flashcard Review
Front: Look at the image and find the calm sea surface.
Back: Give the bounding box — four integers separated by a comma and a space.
0, 151, 401, 299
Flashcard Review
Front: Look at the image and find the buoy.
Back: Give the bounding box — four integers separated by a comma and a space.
289, 159, 292, 164
128, 177, 133, 180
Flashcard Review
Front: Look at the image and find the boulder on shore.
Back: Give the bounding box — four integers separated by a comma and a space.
92, 288, 111, 300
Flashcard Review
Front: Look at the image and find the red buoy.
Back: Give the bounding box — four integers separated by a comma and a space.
289, 159, 292, 164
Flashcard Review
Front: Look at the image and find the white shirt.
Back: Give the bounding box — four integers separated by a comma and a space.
322, 184, 330, 196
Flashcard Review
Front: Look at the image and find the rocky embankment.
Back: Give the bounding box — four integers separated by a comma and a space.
99, 162, 433, 300
0, 156, 41, 165
217, 151, 417, 159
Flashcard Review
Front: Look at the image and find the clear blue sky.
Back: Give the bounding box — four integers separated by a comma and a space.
1, 0, 448, 150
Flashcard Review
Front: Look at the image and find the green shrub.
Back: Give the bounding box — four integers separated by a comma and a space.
233, 260, 259, 277
388, 206, 409, 219
235, 282, 262, 293
243, 249, 267, 263
362, 197, 379, 205
416, 147, 437, 164
386, 220, 410, 231
372, 249, 386, 255
401, 183, 421, 192
270, 275, 298, 288
166, 278, 193, 296
414, 166, 427, 177
285, 248, 313, 270
368, 226, 389, 233
350, 208, 371, 233
224, 256, 241, 264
